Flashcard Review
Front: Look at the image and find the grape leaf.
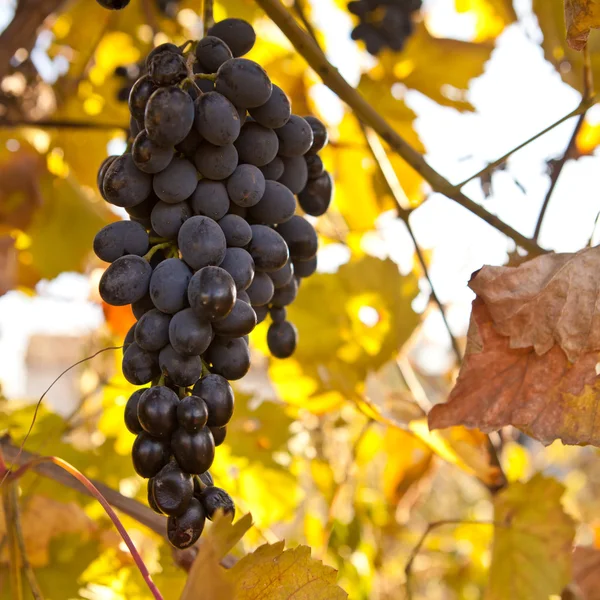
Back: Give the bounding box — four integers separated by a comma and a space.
225, 542, 348, 599
568, 546, 600, 600
486, 474, 575, 600
428, 297, 600, 446
455, 0, 517, 41
565, 0, 600, 50
470, 247, 600, 363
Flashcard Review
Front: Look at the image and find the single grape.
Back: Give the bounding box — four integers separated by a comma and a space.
122, 342, 160, 385
305, 154, 324, 179
267, 321, 298, 358
208, 18, 256, 57
178, 216, 227, 270
248, 84, 291, 129
194, 92, 241, 146
210, 426, 226, 447
270, 276, 298, 307
150, 200, 191, 239
145, 86, 195, 147
237, 290, 251, 304
188, 266, 236, 321
153, 461, 194, 516
172, 427, 215, 474
199, 486, 235, 520
159, 344, 202, 387
190, 180, 230, 220
99, 255, 152, 306
147, 478, 163, 514
176, 127, 202, 159
234, 121, 278, 167
195, 36, 234, 72
278, 155, 308, 194
247, 225, 289, 272
97, 155, 117, 196
132, 130, 174, 174
246, 272, 275, 307
93, 221, 149, 263
268, 260, 294, 288
132, 293, 155, 319
215, 58, 272, 108
135, 308, 172, 352
193, 374, 234, 427
259, 156, 284, 181
103, 154, 152, 208
148, 51, 187, 86
270, 306, 286, 324
218, 247, 255, 291
211, 298, 257, 337
124, 388, 146, 434
276, 215, 318, 261
167, 497, 206, 549
293, 256, 317, 278
177, 395, 209, 433
247, 180, 295, 225
153, 158, 198, 203
96, 0, 130, 10
132, 432, 170, 478
194, 141, 238, 180
276, 115, 314, 157
254, 305, 268, 324
298, 171, 333, 216
218, 214, 252, 247
204, 336, 250, 380
304, 115, 329, 153
138, 386, 179, 438
146, 43, 182, 67
226, 164, 265, 207
169, 308, 212, 356
149, 258, 192, 314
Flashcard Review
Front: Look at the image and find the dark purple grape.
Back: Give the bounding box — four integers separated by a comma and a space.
159, 344, 202, 387
124, 389, 146, 434
276, 215, 318, 261
97, 155, 117, 196
94, 221, 149, 263
204, 336, 250, 380
99, 255, 152, 306
216, 58, 272, 108
153, 158, 198, 203
259, 157, 284, 181
304, 115, 328, 153
122, 343, 160, 385
188, 266, 236, 321
193, 374, 234, 427
210, 426, 226, 446
145, 86, 195, 147
190, 180, 230, 220
246, 271, 274, 307
135, 308, 172, 352
276, 115, 314, 157
298, 171, 333, 217
167, 497, 206, 548
148, 478, 163, 514
97, 0, 131, 10
138, 386, 179, 438
125, 193, 159, 222
129, 75, 158, 122
268, 261, 294, 288
132, 130, 174, 174
132, 293, 156, 319
226, 164, 265, 207
103, 154, 152, 208
234, 122, 279, 166
254, 305, 268, 324
169, 308, 212, 356
208, 19, 256, 57
150, 258, 192, 314
293, 256, 317, 278
148, 51, 187, 86
270, 306, 286, 324
146, 43, 182, 67
218, 247, 255, 291
305, 154, 324, 179
248, 85, 291, 129
278, 155, 308, 194
218, 214, 252, 247
247, 180, 295, 225
247, 225, 289, 272
150, 201, 191, 239
178, 216, 227, 270
212, 298, 257, 338
153, 461, 194, 516
270, 276, 298, 307
199, 486, 235, 521
176, 128, 202, 158
194, 92, 241, 146
132, 432, 170, 477
267, 320, 298, 358
195, 36, 234, 72
177, 395, 209, 433
194, 141, 238, 180
172, 427, 215, 474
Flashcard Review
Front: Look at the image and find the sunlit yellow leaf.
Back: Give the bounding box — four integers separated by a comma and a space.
454, 0, 517, 41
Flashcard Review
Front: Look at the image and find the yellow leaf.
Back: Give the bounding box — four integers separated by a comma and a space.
486, 474, 576, 600
565, 0, 600, 50
454, 0, 517, 41
225, 542, 348, 599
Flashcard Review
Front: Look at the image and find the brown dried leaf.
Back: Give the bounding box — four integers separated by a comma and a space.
565, 0, 600, 51
470, 247, 600, 363
569, 546, 600, 600
428, 298, 600, 446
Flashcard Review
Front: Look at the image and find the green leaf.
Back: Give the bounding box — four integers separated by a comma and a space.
486, 474, 576, 600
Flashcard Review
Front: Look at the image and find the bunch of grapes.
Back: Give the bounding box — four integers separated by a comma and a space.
347, 0, 422, 55
94, 18, 332, 549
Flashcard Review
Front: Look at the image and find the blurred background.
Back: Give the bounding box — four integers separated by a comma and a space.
1, 0, 600, 598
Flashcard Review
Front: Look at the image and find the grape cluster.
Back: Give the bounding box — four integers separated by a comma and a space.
348, 0, 422, 55
94, 18, 332, 549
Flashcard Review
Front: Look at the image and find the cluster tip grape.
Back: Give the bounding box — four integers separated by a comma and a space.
95, 18, 333, 549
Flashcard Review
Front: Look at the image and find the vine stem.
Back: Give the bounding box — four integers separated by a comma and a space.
2, 485, 23, 600
253, 0, 545, 255
203, 0, 214, 35
405, 519, 496, 599
4, 456, 164, 600
533, 46, 595, 242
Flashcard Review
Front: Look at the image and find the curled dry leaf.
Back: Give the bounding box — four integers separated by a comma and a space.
428, 298, 600, 446
470, 246, 600, 363
565, 0, 600, 51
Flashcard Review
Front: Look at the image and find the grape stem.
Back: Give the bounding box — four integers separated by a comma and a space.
3, 456, 165, 600
253, 0, 548, 256
144, 242, 175, 262
203, 0, 215, 35
194, 72, 217, 82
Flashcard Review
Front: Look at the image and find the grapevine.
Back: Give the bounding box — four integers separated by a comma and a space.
94, 17, 332, 549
